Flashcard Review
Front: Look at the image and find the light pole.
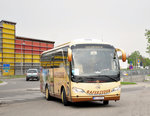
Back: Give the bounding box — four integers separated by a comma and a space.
21, 42, 25, 75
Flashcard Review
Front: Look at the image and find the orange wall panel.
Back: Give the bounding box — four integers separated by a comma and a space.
33, 46, 39, 50
40, 43, 46, 47
15, 49, 22, 53
24, 50, 32, 54
25, 45, 32, 50
40, 47, 47, 51
33, 42, 39, 46
24, 40, 32, 45
33, 51, 40, 54
48, 44, 54, 48
15, 39, 22, 44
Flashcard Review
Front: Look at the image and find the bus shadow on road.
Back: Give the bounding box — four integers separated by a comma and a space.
25, 79, 39, 82
46, 97, 114, 108
70, 101, 114, 108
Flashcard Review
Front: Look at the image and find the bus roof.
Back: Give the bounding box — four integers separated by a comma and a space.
41, 39, 112, 55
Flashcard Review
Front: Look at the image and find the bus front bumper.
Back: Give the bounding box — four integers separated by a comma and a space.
71, 95, 120, 102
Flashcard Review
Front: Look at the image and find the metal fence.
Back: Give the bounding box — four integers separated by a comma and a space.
121, 69, 150, 76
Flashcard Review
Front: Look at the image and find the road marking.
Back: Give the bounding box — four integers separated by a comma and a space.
0, 88, 40, 92
26, 88, 40, 91
0, 92, 43, 104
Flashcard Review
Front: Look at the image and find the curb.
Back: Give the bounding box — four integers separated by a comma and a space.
121, 82, 150, 89
0, 81, 8, 86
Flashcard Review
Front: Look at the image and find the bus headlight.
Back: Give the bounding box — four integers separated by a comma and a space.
111, 86, 121, 92
72, 87, 85, 93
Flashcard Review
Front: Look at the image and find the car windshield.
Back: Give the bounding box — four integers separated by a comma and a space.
71, 44, 119, 77
27, 70, 37, 73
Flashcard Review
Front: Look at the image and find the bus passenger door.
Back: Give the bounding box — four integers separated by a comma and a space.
49, 57, 54, 94
63, 48, 71, 99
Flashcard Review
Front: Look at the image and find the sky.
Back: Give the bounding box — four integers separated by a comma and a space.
0, 0, 150, 57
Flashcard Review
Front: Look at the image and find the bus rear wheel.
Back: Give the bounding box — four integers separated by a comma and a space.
61, 88, 69, 106
45, 86, 51, 100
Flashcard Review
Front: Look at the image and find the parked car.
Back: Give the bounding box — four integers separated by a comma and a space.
122, 71, 128, 76
26, 69, 39, 81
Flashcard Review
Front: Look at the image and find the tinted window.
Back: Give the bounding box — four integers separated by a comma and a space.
27, 70, 37, 73
53, 51, 65, 68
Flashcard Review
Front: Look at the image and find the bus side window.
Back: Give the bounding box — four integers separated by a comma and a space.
54, 51, 65, 68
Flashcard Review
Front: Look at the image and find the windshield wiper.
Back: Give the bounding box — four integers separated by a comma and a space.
77, 77, 84, 82
73, 76, 84, 82
99, 75, 118, 82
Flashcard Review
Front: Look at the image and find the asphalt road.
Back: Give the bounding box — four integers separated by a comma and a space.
0, 78, 39, 90
0, 78, 150, 116
0, 86, 150, 116
0, 78, 39, 98
0, 78, 42, 103
0, 78, 146, 102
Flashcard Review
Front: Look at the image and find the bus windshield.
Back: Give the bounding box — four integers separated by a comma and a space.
71, 44, 120, 81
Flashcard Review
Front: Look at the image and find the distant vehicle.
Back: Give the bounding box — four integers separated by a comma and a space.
122, 71, 128, 76
26, 69, 39, 81
145, 66, 149, 69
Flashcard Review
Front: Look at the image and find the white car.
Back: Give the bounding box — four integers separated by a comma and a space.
122, 71, 128, 76
26, 69, 39, 81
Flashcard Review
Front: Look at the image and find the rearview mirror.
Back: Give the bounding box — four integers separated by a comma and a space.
116, 48, 126, 62
68, 48, 72, 62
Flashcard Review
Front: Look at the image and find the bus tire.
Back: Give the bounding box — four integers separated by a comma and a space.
62, 88, 69, 106
45, 86, 51, 100
103, 100, 109, 105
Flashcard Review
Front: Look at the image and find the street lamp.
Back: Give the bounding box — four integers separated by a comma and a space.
21, 42, 25, 75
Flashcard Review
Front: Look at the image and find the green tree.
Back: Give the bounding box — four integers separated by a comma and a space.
143, 58, 150, 67
128, 51, 141, 66
145, 29, 150, 55
128, 50, 150, 67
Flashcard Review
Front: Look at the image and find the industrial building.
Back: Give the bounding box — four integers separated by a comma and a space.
0, 20, 54, 76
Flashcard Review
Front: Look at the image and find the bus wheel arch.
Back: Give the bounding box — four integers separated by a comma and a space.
61, 86, 64, 94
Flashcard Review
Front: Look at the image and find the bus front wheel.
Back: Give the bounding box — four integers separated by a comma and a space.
61, 88, 69, 106
45, 86, 51, 100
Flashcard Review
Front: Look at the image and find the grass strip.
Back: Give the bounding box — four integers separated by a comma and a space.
0, 75, 26, 79
0, 80, 3, 84
121, 82, 136, 85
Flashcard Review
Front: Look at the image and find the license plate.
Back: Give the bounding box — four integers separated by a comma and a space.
93, 97, 104, 100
